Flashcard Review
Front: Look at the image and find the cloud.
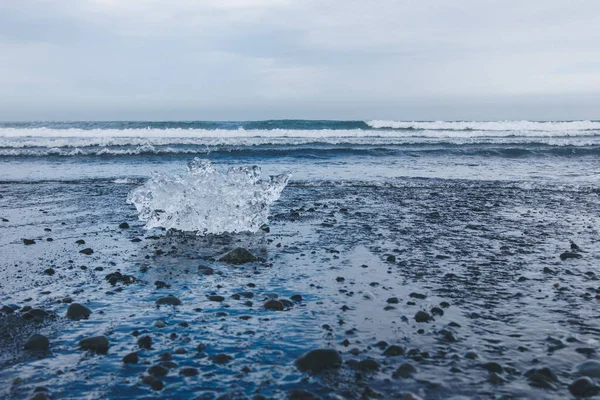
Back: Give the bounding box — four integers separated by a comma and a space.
1, 0, 599, 120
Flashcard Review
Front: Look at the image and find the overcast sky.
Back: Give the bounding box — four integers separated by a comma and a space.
1, 0, 599, 121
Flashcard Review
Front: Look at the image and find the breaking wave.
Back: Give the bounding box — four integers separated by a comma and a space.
366, 120, 600, 131
127, 158, 290, 235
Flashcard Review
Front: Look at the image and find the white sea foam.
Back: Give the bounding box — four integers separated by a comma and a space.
127, 158, 290, 235
366, 120, 600, 131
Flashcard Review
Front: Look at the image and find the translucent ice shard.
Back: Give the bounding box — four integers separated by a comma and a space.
127, 158, 290, 235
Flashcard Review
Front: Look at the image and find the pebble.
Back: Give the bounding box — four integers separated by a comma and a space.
295, 349, 342, 373
23, 239, 36, 245
66, 303, 92, 320
123, 352, 139, 364
218, 248, 257, 264
210, 354, 233, 364
414, 311, 432, 323
383, 345, 405, 356
79, 335, 109, 354
264, 299, 284, 311
481, 362, 503, 374
525, 367, 558, 389
79, 248, 94, 255
208, 295, 225, 302
393, 363, 416, 378
138, 335, 152, 349
569, 377, 599, 397
156, 296, 182, 306
179, 367, 198, 376
24, 334, 50, 351
147, 365, 168, 377
118, 222, 129, 229
576, 360, 600, 378
43, 268, 55, 276
198, 265, 214, 275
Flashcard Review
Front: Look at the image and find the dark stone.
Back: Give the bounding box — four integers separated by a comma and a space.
198, 265, 214, 275
264, 299, 284, 311
79, 335, 109, 354
1, 305, 15, 314
66, 303, 92, 320
525, 367, 558, 389
290, 294, 303, 302
336, 276, 345, 282
79, 248, 94, 255
155, 281, 170, 289
147, 365, 168, 377
75, 239, 85, 245
218, 248, 257, 265
23, 239, 36, 245
569, 377, 599, 397
386, 255, 396, 263
383, 345, 405, 356
393, 363, 416, 378
119, 222, 129, 229
24, 334, 50, 351
414, 311, 432, 323
210, 353, 233, 364
560, 251, 582, 261
295, 349, 342, 373
357, 359, 380, 372
43, 268, 55, 276
156, 296, 182, 306
142, 375, 164, 391
208, 295, 225, 302
386, 297, 399, 304
482, 362, 503, 374
179, 367, 199, 376
138, 335, 152, 349
123, 352, 139, 364
409, 292, 427, 299
430, 307, 444, 316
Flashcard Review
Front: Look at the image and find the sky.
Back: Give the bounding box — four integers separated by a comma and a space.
1, 0, 600, 121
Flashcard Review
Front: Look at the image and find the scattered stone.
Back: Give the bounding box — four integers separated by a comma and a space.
105, 271, 136, 285
1, 305, 15, 314
210, 354, 233, 364
409, 292, 427, 300
465, 351, 478, 360
430, 307, 444, 316
218, 248, 257, 265
138, 335, 152, 349
75, 239, 85, 245
576, 361, 600, 378
147, 365, 168, 377
179, 367, 198, 376
414, 311, 432, 323
569, 377, 599, 397
43, 268, 55, 276
24, 334, 50, 351
198, 265, 214, 275
357, 359, 380, 372
482, 362, 503, 374
336, 277, 345, 283
208, 295, 225, 302
264, 299, 284, 311
123, 352, 139, 364
386, 255, 396, 263
155, 281, 170, 289
393, 363, 416, 378
156, 296, 182, 306
142, 375, 164, 391
525, 367, 558, 389
387, 297, 399, 304
66, 303, 92, 320
23, 239, 36, 245
118, 222, 129, 229
560, 251, 582, 261
295, 349, 342, 373
79, 248, 94, 255
79, 335, 109, 354
489, 372, 506, 385
383, 345, 405, 356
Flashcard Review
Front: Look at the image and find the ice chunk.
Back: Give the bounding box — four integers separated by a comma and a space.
127, 158, 290, 235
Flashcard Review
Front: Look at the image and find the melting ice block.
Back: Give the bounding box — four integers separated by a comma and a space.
127, 158, 290, 235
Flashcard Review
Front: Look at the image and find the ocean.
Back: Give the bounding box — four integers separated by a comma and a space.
1, 120, 599, 399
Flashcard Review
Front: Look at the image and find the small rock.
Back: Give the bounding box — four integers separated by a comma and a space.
123, 352, 139, 364
560, 251, 582, 261
290, 294, 303, 302
525, 367, 558, 389
79, 248, 94, 255
264, 299, 284, 311
119, 222, 129, 229
24, 334, 50, 351
210, 353, 233, 364
208, 295, 225, 302
79, 335, 109, 354
198, 265, 214, 275
147, 365, 168, 377
414, 311, 432, 323
66, 303, 92, 320
218, 248, 257, 265
569, 377, 599, 397
138, 335, 152, 349
482, 362, 503, 374
43, 268, 55, 276
383, 345, 405, 356
386, 255, 396, 263
576, 360, 600, 378
179, 367, 198, 376
155, 281, 170, 289
75, 239, 85, 245
156, 296, 182, 306
393, 363, 416, 378
357, 359, 380, 372
295, 349, 342, 373
23, 239, 36, 245
386, 297, 399, 304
